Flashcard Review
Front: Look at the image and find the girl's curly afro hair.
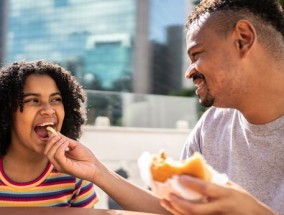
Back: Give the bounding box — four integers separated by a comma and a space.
0, 60, 87, 156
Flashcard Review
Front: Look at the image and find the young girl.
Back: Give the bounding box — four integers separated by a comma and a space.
0, 61, 98, 207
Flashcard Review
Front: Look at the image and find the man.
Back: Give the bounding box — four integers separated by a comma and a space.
172, 0, 284, 214
45, 0, 283, 214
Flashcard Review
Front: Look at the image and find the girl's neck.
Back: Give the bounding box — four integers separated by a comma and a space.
2, 151, 49, 183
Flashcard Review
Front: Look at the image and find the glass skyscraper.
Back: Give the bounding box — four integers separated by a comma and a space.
5, 0, 189, 95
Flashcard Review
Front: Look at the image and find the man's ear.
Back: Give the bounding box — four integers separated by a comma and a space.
233, 19, 256, 57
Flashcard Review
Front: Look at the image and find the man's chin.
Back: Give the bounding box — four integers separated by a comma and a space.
200, 103, 213, 108
199, 96, 214, 107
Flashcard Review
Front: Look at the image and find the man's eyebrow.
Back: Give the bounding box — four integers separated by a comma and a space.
187, 43, 202, 56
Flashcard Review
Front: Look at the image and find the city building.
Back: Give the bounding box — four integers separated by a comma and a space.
2, 0, 200, 128
5, 0, 191, 95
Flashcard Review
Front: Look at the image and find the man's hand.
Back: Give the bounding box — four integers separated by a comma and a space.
160, 175, 276, 215
44, 133, 100, 182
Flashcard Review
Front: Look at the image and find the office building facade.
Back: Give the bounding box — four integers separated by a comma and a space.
5, 0, 190, 95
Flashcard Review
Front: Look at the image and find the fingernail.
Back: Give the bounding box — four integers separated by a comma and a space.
62, 142, 70, 152
160, 200, 167, 209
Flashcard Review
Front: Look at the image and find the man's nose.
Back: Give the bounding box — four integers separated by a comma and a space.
185, 64, 197, 79
39, 103, 55, 115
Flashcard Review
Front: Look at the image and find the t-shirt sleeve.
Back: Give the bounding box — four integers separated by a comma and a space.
180, 108, 211, 160
70, 179, 99, 208
180, 129, 202, 160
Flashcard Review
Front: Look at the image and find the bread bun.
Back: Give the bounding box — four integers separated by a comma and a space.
150, 151, 212, 183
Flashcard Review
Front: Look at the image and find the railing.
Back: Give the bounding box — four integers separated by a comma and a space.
85, 90, 198, 129
82, 90, 198, 208
81, 125, 191, 209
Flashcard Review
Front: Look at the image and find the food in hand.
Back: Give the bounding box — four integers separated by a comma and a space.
150, 151, 212, 183
139, 151, 228, 201
46, 126, 70, 151
46, 126, 57, 136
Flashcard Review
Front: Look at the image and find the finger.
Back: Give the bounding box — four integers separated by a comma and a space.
160, 199, 184, 215
168, 194, 224, 215
45, 137, 68, 164
179, 175, 228, 198
56, 134, 75, 151
226, 180, 247, 192
44, 134, 62, 155
57, 135, 78, 151
52, 141, 70, 170
47, 140, 70, 172
167, 194, 204, 215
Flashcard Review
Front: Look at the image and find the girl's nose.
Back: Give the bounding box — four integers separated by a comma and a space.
39, 103, 55, 115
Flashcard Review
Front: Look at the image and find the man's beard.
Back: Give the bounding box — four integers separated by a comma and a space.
192, 72, 214, 107
199, 89, 214, 107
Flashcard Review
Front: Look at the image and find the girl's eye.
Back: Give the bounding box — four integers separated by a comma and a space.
51, 97, 62, 103
24, 98, 39, 104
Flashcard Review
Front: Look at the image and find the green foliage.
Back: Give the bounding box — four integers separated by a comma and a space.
170, 88, 196, 97
86, 93, 122, 126
169, 88, 208, 118
193, 0, 201, 5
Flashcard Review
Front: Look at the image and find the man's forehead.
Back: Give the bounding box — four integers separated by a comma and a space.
186, 22, 204, 50
186, 13, 212, 48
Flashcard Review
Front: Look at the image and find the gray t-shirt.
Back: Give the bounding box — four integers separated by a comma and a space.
181, 107, 284, 214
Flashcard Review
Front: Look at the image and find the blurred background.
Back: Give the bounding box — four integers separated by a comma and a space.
2, 0, 284, 128
0, 0, 205, 209
0, 0, 206, 129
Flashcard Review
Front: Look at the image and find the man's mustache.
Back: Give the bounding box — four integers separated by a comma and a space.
192, 73, 205, 81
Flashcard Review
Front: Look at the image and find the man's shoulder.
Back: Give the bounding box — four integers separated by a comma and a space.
202, 107, 237, 121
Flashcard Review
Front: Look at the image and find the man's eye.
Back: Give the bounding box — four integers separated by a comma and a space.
192, 52, 200, 61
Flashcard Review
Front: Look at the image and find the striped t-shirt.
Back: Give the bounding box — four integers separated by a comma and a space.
0, 159, 98, 207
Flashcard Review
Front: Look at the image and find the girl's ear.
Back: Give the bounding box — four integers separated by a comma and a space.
233, 19, 256, 58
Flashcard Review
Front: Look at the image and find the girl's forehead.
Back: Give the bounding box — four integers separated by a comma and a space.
24, 74, 58, 91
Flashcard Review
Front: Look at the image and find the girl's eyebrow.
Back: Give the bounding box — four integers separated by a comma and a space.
23, 93, 39, 97
23, 92, 61, 97
51, 92, 62, 97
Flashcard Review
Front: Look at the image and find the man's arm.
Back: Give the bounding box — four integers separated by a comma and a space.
44, 133, 170, 214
